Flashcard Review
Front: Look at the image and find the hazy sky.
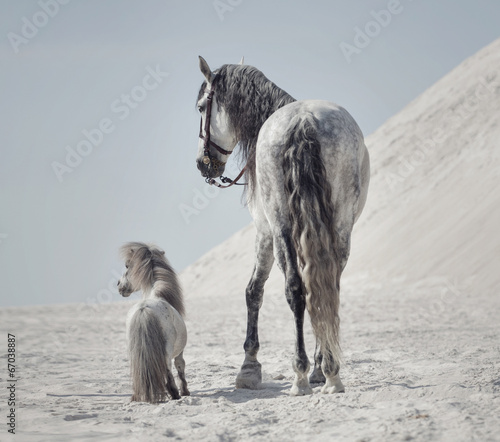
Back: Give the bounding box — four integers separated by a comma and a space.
1, 0, 499, 307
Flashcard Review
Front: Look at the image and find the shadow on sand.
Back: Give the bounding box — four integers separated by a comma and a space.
191, 381, 294, 404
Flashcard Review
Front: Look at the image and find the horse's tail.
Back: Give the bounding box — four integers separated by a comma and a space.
128, 305, 168, 403
283, 114, 342, 363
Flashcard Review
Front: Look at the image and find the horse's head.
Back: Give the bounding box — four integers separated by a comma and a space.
117, 242, 164, 297
117, 256, 137, 297
196, 56, 239, 179
117, 261, 134, 297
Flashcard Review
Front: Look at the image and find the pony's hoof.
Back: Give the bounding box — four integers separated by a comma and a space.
321, 375, 345, 394
235, 360, 262, 389
309, 368, 326, 384
181, 388, 190, 396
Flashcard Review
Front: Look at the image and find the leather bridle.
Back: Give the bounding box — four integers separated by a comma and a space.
199, 75, 232, 161
199, 75, 247, 188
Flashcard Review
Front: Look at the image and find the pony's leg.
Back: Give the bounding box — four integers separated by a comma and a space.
165, 369, 181, 400
235, 231, 274, 390
165, 360, 181, 400
275, 233, 312, 396
309, 342, 326, 384
174, 352, 190, 396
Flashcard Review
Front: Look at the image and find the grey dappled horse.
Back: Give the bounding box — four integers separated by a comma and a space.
196, 57, 370, 395
118, 242, 189, 403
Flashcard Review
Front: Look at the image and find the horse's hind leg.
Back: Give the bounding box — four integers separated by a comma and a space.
236, 229, 274, 390
174, 352, 190, 396
165, 360, 181, 400
309, 342, 326, 384
321, 351, 345, 394
275, 232, 312, 396
320, 229, 350, 394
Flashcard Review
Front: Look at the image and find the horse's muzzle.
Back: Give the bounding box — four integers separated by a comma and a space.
118, 289, 131, 297
196, 158, 225, 179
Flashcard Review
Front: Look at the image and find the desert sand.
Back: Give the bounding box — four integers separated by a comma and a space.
1, 39, 499, 441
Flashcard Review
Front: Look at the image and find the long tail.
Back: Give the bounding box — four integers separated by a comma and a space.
283, 114, 342, 363
128, 306, 168, 403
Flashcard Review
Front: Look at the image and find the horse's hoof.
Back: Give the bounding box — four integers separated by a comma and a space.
290, 376, 313, 396
235, 377, 261, 390
309, 368, 326, 384
289, 384, 313, 396
235, 360, 262, 389
321, 385, 345, 394
321, 375, 345, 394
181, 388, 190, 396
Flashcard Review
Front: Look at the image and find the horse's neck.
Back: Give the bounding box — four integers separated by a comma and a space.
141, 286, 153, 299
142, 281, 168, 303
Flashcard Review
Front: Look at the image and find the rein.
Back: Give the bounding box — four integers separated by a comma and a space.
199, 75, 247, 188
205, 164, 247, 188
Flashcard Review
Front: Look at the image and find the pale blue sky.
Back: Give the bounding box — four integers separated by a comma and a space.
0, 0, 499, 306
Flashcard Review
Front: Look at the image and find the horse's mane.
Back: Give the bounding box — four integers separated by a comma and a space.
197, 64, 296, 198
120, 242, 185, 317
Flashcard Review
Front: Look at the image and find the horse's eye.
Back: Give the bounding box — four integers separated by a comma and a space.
198, 105, 204, 113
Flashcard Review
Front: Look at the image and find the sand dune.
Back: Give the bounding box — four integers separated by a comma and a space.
345, 37, 500, 294
1, 39, 499, 441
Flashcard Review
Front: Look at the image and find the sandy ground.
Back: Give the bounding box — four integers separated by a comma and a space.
1, 271, 499, 441
1, 39, 499, 441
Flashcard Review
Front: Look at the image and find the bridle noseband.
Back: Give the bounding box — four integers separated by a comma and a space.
199, 75, 247, 188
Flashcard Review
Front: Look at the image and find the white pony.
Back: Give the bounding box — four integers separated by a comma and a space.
195, 57, 370, 395
117, 242, 189, 403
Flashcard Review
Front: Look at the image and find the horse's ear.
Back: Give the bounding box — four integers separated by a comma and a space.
160, 250, 165, 255
238, 56, 244, 65
199, 56, 215, 84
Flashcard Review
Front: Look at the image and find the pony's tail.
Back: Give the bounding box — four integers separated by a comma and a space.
128, 306, 168, 403
283, 114, 342, 363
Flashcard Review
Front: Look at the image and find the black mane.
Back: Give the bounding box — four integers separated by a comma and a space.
197, 64, 296, 197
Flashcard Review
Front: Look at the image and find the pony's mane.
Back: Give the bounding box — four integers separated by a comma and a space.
197, 64, 296, 198
120, 242, 185, 317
